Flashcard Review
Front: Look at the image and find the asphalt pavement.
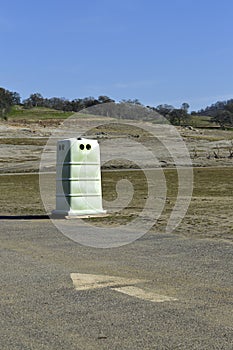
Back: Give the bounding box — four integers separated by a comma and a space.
1, 219, 232, 349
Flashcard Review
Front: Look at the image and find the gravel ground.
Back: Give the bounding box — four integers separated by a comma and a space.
0, 219, 233, 349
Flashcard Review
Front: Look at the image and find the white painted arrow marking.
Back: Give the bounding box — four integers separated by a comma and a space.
70, 273, 177, 303
113, 286, 177, 303
70, 273, 143, 291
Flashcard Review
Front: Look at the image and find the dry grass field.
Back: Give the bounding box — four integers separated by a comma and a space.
0, 167, 232, 241
0, 115, 233, 241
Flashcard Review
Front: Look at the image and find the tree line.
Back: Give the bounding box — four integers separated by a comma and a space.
0, 88, 116, 119
194, 99, 233, 128
0, 87, 20, 119
0, 86, 233, 128
22, 93, 115, 111
0, 87, 192, 125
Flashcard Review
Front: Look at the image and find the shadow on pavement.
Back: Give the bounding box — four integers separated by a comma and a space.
0, 215, 50, 220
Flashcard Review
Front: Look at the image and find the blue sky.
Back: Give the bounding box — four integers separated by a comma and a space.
1, 0, 233, 111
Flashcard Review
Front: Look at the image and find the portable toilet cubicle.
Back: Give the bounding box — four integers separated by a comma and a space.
53, 138, 106, 216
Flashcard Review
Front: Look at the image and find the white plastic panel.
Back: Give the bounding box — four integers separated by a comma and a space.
54, 138, 105, 216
